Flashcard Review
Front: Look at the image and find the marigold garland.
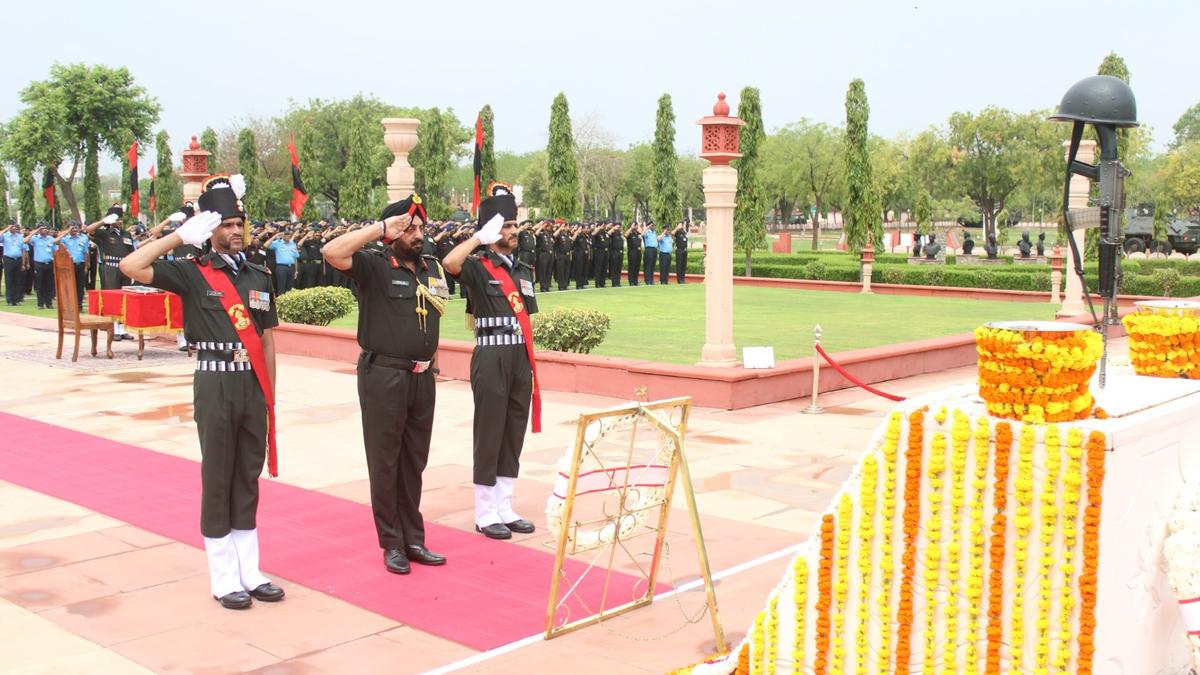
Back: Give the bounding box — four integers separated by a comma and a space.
766, 595, 779, 675
878, 413, 902, 670
894, 410, 925, 675
752, 609, 765, 675
1076, 431, 1106, 674
816, 513, 835, 675
944, 410, 970, 673
966, 416, 990, 674
1055, 427, 1085, 671
1122, 311, 1200, 379
975, 326, 1103, 424
793, 556, 809, 671
832, 493, 853, 675
856, 454, 878, 675
923, 431, 947, 675
985, 421, 1013, 673
1035, 425, 1062, 673
1010, 424, 1036, 665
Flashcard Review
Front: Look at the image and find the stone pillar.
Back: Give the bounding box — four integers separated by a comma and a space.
382, 118, 421, 201
695, 93, 745, 368
699, 165, 738, 366
1049, 245, 1064, 304
180, 136, 211, 205
1058, 139, 1095, 318
860, 242, 874, 294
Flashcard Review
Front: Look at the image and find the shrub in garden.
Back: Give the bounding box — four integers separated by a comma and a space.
275, 286, 356, 326
531, 308, 610, 354
803, 260, 827, 280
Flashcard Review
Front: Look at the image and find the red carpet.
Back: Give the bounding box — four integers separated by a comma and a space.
0, 412, 656, 650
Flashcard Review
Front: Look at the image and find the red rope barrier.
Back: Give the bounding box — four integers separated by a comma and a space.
813, 343, 907, 402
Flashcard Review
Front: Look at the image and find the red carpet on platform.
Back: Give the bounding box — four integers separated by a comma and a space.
0, 412, 655, 651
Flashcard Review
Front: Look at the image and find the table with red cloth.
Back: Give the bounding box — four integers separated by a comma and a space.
87, 288, 184, 359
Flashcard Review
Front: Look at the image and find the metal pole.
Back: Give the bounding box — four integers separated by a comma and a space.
804, 325, 825, 414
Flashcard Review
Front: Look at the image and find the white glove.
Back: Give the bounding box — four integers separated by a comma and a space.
476, 214, 504, 245
175, 211, 222, 246
168, 212, 186, 223
103, 213, 119, 224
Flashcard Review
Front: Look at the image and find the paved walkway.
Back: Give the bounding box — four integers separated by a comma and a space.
0, 314, 984, 674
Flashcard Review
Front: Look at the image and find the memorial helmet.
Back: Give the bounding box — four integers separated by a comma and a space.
1049, 75, 1138, 128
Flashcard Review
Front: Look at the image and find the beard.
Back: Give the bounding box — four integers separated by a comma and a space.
391, 239, 421, 262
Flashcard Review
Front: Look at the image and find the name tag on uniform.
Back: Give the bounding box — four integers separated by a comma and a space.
487, 280, 501, 286
520, 278, 534, 296
206, 290, 224, 298
392, 279, 410, 287
249, 290, 271, 311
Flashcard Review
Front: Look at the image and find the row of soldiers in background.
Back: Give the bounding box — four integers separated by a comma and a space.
233, 218, 694, 296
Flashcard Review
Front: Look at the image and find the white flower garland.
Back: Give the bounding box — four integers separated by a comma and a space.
1164, 480, 1200, 670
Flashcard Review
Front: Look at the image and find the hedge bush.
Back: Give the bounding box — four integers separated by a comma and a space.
531, 308, 611, 354
276, 286, 356, 326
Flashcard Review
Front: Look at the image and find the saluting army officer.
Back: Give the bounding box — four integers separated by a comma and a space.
322, 195, 450, 574
120, 174, 285, 610
84, 204, 136, 339
443, 183, 540, 540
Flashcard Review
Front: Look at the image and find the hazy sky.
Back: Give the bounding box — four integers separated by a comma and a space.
2, 0, 1196, 171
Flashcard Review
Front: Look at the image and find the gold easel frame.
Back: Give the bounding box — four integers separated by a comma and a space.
543, 396, 725, 652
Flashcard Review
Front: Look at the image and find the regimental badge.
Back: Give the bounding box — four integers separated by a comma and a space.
507, 291, 524, 315
227, 303, 252, 331
520, 278, 534, 297
248, 290, 270, 312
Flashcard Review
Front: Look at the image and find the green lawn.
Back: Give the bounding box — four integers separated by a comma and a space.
331, 283, 1057, 364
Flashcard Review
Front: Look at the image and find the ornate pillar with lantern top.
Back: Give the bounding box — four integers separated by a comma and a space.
382, 118, 421, 201
696, 93, 745, 367
180, 136, 211, 204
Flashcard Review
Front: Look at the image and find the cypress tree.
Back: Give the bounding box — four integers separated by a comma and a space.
651, 94, 681, 227
117, 130, 133, 212
339, 113, 375, 221
83, 138, 100, 221
200, 127, 220, 173
843, 78, 880, 252
154, 130, 182, 220
17, 161, 36, 225
0, 167, 10, 222
546, 93, 581, 220
732, 87, 767, 275
915, 189, 932, 236
480, 104, 496, 189
420, 107, 451, 218
237, 129, 261, 219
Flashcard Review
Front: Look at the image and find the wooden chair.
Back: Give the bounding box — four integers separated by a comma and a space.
53, 247, 114, 362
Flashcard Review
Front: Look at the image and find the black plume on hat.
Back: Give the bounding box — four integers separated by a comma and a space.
197, 175, 246, 221
106, 203, 124, 218
380, 194, 427, 224
477, 182, 517, 225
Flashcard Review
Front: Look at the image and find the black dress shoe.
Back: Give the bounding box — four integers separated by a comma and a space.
214, 591, 252, 610
405, 545, 446, 566
504, 519, 536, 534
384, 548, 411, 574
475, 523, 513, 540
249, 582, 285, 602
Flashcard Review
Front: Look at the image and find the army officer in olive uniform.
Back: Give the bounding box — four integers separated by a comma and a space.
443, 183, 539, 540
323, 195, 449, 574
120, 174, 285, 610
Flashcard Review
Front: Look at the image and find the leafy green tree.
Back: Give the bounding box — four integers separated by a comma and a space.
1153, 201, 1168, 242
620, 142, 654, 219
154, 130, 182, 221
17, 161, 36, 224
995, 208, 1011, 245
116, 130, 134, 213
339, 112, 377, 220
761, 121, 844, 248
1172, 102, 1200, 149
237, 129, 265, 218
517, 150, 549, 210
0, 166, 10, 222
201, 127, 219, 172
651, 94, 681, 227
1163, 140, 1200, 212
545, 92, 581, 220
4, 64, 159, 223
676, 156, 706, 219
415, 107, 452, 219
843, 79, 880, 252
915, 189, 932, 235
947, 107, 1026, 241
732, 86, 767, 275
479, 104, 496, 189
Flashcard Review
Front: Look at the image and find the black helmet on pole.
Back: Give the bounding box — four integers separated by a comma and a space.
1049, 75, 1138, 128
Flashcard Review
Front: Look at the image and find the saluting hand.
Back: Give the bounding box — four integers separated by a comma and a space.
476, 214, 504, 245
176, 211, 222, 246
381, 214, 412, 241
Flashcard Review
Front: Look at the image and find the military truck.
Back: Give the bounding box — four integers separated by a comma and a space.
1123, 206, 1200, 255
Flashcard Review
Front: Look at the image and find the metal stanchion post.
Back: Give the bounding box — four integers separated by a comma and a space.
803, 324, 825, 414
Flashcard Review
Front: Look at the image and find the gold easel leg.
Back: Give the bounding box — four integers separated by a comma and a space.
675, 402, 726, 653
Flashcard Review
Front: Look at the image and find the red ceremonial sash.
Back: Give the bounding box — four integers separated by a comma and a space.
479, 257, 541, 433
194, 261, 279, 477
